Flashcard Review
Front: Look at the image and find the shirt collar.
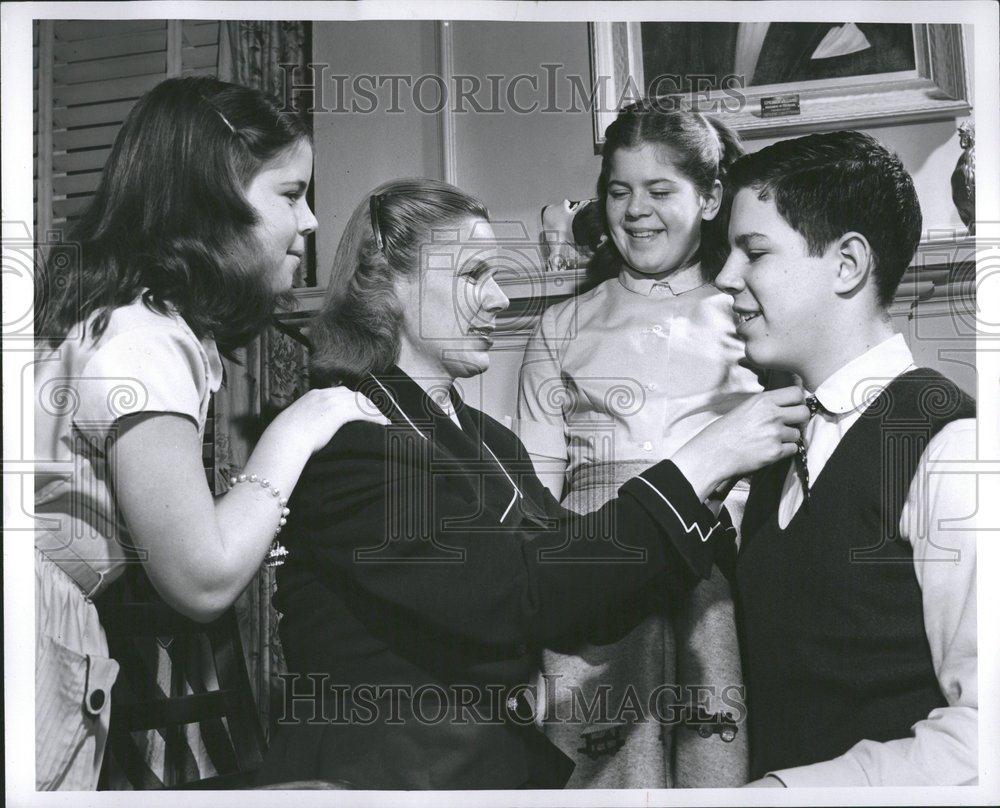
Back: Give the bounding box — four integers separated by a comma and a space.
159, 294, 223, 393
810, 333, 915, 415
617, 264, 706, 298
205, 340, 224, 393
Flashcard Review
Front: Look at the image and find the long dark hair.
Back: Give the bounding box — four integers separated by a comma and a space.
595, 101, 744, 280
309, 178, 489, 387
37, 76, 310, 358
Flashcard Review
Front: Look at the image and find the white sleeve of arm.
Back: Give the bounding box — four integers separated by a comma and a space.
515, 306, 570, 463
772, 419, 978, 787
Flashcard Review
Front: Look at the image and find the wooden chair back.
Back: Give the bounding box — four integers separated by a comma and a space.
96, 571, 266, 789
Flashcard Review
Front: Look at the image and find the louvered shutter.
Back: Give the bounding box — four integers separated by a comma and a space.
35, 20, 220, 238
34, 20, 222, 487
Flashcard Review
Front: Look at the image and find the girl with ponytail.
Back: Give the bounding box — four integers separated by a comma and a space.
517, 102, 759, 788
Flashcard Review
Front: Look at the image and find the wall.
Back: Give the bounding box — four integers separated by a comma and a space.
312, 21, 442, 279
449, 22, 602, 240
754, 119, 966, 236
311, 21, 974, 419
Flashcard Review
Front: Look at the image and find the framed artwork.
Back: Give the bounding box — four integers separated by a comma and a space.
590, 22, 971, 148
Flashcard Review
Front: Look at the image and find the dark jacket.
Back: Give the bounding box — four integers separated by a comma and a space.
258, 367, 729, 789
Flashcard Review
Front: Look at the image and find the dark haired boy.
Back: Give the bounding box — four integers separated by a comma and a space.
714, 130, 977, 786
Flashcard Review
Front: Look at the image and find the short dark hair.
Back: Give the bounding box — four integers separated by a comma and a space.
597, 101, 745, 277
309, 179, 489, 386
728, 130, 922, 307
37, 76, 311, 357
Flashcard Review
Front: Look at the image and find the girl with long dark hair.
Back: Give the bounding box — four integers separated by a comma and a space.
34, 76, 383, 790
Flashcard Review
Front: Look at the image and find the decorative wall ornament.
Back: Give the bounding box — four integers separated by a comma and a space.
951, 120, 975, 234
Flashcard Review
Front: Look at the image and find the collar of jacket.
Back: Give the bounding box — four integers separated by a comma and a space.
352, 365, 489, 459
351, 366, 551, 526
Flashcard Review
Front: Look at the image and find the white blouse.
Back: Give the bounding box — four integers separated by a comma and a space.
517, 267, 761, 483
34, 294, 223, 584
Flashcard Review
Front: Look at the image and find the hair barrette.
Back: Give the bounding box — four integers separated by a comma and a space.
197, 91, 238, 135
215, 109, 237, 135
369, 194, 386, 252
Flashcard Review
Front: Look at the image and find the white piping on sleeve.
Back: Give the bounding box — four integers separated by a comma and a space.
633, 476, 718, 543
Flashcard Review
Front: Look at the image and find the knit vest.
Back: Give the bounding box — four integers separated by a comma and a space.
736, 369, 975, 779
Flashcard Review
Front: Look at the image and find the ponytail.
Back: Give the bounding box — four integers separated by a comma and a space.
700, 114, 745, 278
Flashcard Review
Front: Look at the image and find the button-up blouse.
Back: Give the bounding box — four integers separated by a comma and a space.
517, 268, 761, 483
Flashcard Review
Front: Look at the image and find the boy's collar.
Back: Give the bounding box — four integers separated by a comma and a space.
809, 333, 914, 415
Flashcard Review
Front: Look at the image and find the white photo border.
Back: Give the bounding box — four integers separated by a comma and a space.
4, 2, 999, 808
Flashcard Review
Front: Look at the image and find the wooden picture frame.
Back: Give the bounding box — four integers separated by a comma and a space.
590, 22, 971, 149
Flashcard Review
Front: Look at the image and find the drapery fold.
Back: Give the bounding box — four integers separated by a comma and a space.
216, 20, 312, 737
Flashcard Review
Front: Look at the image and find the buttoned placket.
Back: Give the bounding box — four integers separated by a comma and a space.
638, 293, 670, 454
625, 273, 693, 413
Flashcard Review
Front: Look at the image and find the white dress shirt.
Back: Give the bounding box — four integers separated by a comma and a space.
771, 334, 978, 786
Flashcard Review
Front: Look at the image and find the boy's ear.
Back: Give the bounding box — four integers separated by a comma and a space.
701, 179, 724, 222
833, 232, 873, 295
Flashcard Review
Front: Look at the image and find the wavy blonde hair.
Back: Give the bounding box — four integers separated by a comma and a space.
309, 178, 488, 386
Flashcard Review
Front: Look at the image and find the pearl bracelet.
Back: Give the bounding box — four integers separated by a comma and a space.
228, 473, 290, 567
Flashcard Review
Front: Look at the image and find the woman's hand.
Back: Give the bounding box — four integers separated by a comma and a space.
274, 387, 389, 455
110, 388, 387, 623
672, 387, 808, 501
